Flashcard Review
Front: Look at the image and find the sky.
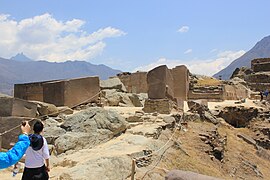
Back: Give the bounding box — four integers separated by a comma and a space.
0, 0, 270, 76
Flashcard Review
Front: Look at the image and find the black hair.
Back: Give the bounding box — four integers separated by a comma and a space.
33, 120, 44, 134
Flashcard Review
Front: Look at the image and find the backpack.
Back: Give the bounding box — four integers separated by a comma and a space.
29, 134, 44, 151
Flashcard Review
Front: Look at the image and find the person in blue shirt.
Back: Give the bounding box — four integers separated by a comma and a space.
264, 89, 269, 100
0, 121, 31, 169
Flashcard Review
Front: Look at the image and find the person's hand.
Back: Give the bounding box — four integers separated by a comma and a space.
46, 166, 50, 172
21, 121, 31, 135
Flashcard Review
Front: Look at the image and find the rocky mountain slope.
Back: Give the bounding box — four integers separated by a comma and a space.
0, 54, 121, 95
213, 35, 270, 80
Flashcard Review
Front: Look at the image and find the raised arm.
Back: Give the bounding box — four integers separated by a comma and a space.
0, 121, 31, 169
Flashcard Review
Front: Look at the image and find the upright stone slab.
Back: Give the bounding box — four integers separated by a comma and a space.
44, 76, 100, 107
147, 65, 174, 100
172, 65, 189, 101
43, 80, 65, 107
0, 96, 37, 117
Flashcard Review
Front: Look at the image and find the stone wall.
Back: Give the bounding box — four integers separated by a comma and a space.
117, 72, 148, 93
188, 86, 224, 101
251, 58, 270, 72
245, 72, 270, 91
15, 76, 100, 108
143, 99, 176, 114
44, 76, 100, 107
245, 72, 270, 83
14, 81, 55, 101
223, 84, 248, 100
248, 83, 270, 92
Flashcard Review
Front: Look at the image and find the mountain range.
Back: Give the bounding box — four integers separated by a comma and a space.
213, 35, 270, 80
0, 54, 121, 95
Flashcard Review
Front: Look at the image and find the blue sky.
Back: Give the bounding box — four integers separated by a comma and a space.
1, 0, 270, 75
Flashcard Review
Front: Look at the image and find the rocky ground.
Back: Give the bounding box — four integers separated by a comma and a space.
1, 99, 270, 180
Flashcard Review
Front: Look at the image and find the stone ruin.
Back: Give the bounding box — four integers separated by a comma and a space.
188, 75, 248, 101
143, 65, 189, 114
117, 71, 148, 93
14, 76, 100, 107
245, 58, 270, 92
251, 58, 270, 73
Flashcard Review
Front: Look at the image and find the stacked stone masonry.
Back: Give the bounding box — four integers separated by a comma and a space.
251, 58, 270, 72
246, 58, 270, 91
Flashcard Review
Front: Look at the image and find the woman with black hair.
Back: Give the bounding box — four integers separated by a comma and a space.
22, 120, 50, 180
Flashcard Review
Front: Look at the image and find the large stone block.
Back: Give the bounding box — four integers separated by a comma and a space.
100, 77, 127, 92
172, 65, 189, 101
143, 99, 177, 114
147, 65, 174, 100
14, 80, 55, 102
118, 72, 148, 93
0, 117, 37, 149
43, 80, 65, 106
44, 76, 100, 107
0, 96, 37, 117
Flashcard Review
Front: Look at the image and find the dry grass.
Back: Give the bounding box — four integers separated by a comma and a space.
197, 77, 222, 86
151, 121, 270, 180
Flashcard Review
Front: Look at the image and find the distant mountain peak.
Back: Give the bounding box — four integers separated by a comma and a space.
11, 52, 33, 62
213, 35, 270, 80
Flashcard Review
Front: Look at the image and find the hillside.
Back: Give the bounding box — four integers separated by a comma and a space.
0, 55, 121, 95
213, 35, 270, 80
1, 101, 270, 180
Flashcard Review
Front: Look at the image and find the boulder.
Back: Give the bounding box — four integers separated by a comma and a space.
55, 132, 92, 154
183, 112, 200, 122
31, 101, 59, 116
0, 96, 37, 117
102, 89, 121, 106
44, 126, 66, 145
57, 106, 74, 115
55, 107, 128, 153
100, 77, 127, 92
165, 170, 222, 180
102, 89, 142, 107
128, 94, 143, 107
187, 100, 208, 112
58, 156, 131, 180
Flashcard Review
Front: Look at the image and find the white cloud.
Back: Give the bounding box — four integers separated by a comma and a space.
178, 26, 189, 33
184, 49, 192, 54
210, 49, 218, 53
0, 13, 126, 61
134, 50, 246, 76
